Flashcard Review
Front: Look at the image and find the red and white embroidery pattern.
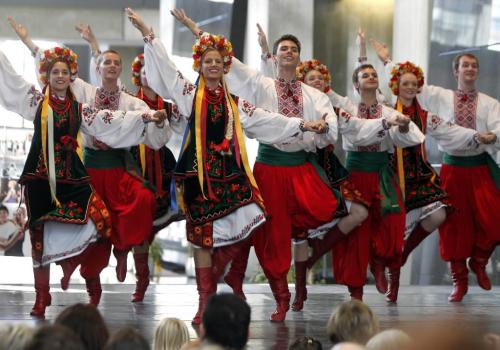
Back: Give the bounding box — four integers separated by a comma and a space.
82, 106, 98, 126
27, 86, 44, 107
357, 103, 382, 152
274, 78, 303, 119
454, 90, 477, 129
428, 114, 443, 130
240, 99, 256, 117
95, 87, 120, 110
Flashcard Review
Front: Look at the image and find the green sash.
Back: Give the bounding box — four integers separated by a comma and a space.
443, 152, 500, 190
346, 151, 402, 215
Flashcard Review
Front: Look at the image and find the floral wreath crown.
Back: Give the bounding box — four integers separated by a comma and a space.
131, 53, 145, 86
296, 59, 332, 92
192, 32, 233, 73
389, 61, 424, 96
38, 46, 78, 86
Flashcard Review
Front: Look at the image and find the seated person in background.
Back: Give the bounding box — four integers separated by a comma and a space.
0, 205, 22, 256
104, 327, 150, 350
153, 318, 190, 350
331, 343, 366, 350
25, 324, 85, 350
365, 329, 412, 350
0, 323, 35, 350
289, 336, 323, 350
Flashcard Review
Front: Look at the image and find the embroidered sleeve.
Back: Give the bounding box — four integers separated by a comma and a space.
240, 99, 256, 117
27, 86, 44, 107
82, 105, 98, 126
428, 114, 443, 130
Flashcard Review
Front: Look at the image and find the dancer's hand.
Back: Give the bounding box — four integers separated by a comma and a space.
126, 8, 152, 37
75, 24, 100, 57
7, 17, 38, 54
92, 137, 110, 150
256, 23, 270, 56
475, 131, 497, 145
149, 109, 168, 125
370, 38, 391, 63
387, 114, 410, 127
357, 27, 367, 63
171, 8, 201, 37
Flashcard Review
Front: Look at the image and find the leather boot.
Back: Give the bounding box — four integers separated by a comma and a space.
59, 255, 80, 290
347, 285, 363, 301
370, 255, 388, 294
192, 267, 215, 326
386, 267, 400, 302
31, 266, 51, 317
86, 277, 102, 306
291, 261, 308, 311
131, 253, 150, 302
402, 224, 433, 265
212, 240, 247, 282
448, 260, 468, 302
307, 226, 346, 269
469, 246, 493, 290
224, 240, 251, 300
113, 248, 129, 282
269, 277, 291, 322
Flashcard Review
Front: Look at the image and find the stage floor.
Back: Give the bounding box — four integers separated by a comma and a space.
1, 283, 499, 349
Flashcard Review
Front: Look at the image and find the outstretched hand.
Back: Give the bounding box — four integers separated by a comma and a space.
476, 131, 497, 145
170, 8, 200, 36
126, 8, 151, 37
302, 113, 329, 133
150, 109, 168, 125
75, 24, 96, 43
7, 17, 29, 41
256, 23, 269, 55
370, 38, 390, 62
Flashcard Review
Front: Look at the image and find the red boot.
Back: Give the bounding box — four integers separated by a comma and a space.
192, 267, 215, 325
31, 266, 51, 317
224, 240, 251, 300
370, 255, 388, 294
469, 246, 493, 290
386, 267, 400, 302
212, 240, 248, 282
402, 224, 433, 265
59, 256, 80, 290
307, 226, 346, 269
347, 285, 363, 300
291, 261, 308, 311
86, 277, 102, 306
269, 277, 290, 322
113, 249, 129, 282
131, 253, 150, 302
448, 260, 468, 302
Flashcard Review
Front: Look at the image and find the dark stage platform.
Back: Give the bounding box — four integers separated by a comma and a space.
1, 283, 500, 349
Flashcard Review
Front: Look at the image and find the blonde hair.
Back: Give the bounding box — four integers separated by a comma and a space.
366, 329, 412, 350
0, 324, 35, 350
326, 300, 379, 345
153, 318, 190, 350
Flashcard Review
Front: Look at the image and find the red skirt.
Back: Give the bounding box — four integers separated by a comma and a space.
87, 167, 156, 250
332, 170, 405, 286
252, 161, 339, 280
439, 163, 500, 260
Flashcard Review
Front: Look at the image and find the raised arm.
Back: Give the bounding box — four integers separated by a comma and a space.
127, 7, 196, 116
0, 50, 42, 121
357, 28, 368, 65
170, 8, 202, 37
257, 23, 277, 78
8, 17, 38, 55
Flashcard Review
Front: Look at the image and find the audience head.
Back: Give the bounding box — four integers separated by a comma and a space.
104, 327, 149, 350
326, 300, 379, 345
202, 293, 251, 350
153, 317, 190, 350
55, 303, 109, 350
289, 336, 323, 350
24, 324, 85, 350
365, 329, 412, 350
331, 342, 366, 350
0, 323, 35, 350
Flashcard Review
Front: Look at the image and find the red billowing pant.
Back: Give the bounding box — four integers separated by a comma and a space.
87, 167, 156, 250
332, 170, 405, 287
252, 162, 338, 280
439, 164, 500, 261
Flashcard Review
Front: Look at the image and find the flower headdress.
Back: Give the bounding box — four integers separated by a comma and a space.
131, 53, 145, 86
389, 61, 424, 96
296, 59, 332, 92
192, 32, 233, 73
38, 46, 78, 86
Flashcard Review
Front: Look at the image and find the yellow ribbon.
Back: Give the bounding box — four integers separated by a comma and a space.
139, 144, 147, 176
194, 76, 206, 198
395, 99, 405, 197
76, 132, 83, 161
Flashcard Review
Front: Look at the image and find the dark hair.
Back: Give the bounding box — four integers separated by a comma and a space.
202, 293, 251, 350
452, 53, 479, 72
55, 303, 109, 350
272, 34, 301, 55
0, 205, 8, 213
289, 336, 323, 350
96, 49, 122, 66
104, 327, 149, 350
352, 64, 376, 85
25, 324, 85, 350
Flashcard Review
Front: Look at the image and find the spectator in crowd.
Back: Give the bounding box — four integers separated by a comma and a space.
104, 327, 150, 350
55, 303, 109, 350
0, 323, 35, 350
153, 318, 190, 350
24, 324, 85, 350
326, 300, 379, 346
331, 343, 366, 350
3, 180, 19, 203
365, 329, 412, 350
289, 336, 323, 350
0, 205, 22, 256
